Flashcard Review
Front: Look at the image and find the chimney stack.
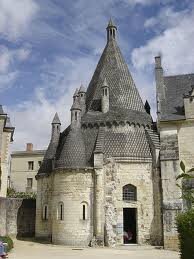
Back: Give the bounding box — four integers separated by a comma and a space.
26, 143, 33, 152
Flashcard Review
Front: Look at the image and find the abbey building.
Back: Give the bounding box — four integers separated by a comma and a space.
35, 19, 194, 250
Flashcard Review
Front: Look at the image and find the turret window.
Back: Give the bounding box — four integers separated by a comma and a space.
81, 202, 88, 220
75, 111, 77, 121
58, 202, 64, 221
123, 184, 137, 201
105, 88, 108, 96
43, 204, 48, 220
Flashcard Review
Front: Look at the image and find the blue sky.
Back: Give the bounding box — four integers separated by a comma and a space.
0, 0, 193, 150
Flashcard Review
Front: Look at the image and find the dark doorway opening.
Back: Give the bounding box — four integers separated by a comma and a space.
123, 208, 137, 244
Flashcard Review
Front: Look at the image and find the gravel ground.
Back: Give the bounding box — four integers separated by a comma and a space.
8, 240, 179, 259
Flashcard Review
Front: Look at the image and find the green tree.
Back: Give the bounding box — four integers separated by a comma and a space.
176, 161, 194, 209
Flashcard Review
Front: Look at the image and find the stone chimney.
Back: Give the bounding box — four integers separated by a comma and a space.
26, 143, 33, 152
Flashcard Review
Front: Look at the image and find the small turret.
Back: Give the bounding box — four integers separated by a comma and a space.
106, 18, 117, 42
78, 84, 86, 115
101, 78, 109, 113
71, 98, 82, 129
155, 56, 165, 116
51, 113, 61, 143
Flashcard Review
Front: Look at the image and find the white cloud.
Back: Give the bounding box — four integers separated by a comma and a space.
132, 6, 194, 74
0, 45, 31, 91
8, 53, 97, 150
0, 0, 38, 40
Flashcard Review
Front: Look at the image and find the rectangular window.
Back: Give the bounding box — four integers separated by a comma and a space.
28, 161, 34, 170
38, 161, 42, 167
27, 178, 33, 188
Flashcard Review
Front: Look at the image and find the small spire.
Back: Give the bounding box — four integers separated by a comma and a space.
73, 88, 79, 97
5, 117, 13, 128
52, 112, 61, 124
102, 78, 108, 88
107, 18, 116, 28
0, 105, 6, 115
106, 18, 117, 42
79, 84, 86, 93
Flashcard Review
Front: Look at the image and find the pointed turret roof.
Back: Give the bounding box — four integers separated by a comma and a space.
73, 88, 79, 97
0, 105, 6, 115
102, 78, 108, 88
86, 22, 146, 113
52, 113, 61, 124
107, 18, 117, 28
79, 84, 86, 93
71, 98, 81, 111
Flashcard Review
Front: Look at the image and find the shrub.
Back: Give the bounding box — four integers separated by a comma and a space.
0, 236, 14, 252
7, 188, 36, 199
176, 209, 194, 259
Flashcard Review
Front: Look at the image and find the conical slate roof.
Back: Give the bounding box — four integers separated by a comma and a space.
86, 36, 145, 113
52, 113, 61, 124
71, 98, 82, 111
79, 84, 86, 93
56, 128, 86, 168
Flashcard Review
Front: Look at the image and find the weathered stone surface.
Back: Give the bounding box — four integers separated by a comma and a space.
0, 198, 36, 238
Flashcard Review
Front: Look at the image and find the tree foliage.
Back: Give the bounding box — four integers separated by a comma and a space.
176, 161, 194, 259
7, 188, 36, 199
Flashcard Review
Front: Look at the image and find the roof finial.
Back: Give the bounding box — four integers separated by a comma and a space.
106, 18, 117, 42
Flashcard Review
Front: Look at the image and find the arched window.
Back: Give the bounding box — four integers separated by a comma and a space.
105, 88, 108, 96
43, 204, 48, 220
81, 202, 88, 220
123, 184, 137, 201
58, 202, 64, 221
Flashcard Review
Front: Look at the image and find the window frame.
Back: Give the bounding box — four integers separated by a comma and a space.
42, 204, 48, 220
123, 184, 137, 202
28, 161, 34, 170
27, 177, 33, 188
57, 202, 64, 221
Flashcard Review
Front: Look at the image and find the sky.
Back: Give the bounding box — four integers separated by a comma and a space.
0, 0, 194, 151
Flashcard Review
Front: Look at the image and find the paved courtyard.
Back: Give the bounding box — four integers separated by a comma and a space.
8, 240, 179, 259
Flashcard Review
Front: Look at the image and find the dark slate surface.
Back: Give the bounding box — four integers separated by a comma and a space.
38, 24, 155, 173
82, 108, 152, 126
103, 126, 152, 159
161, 74, 194, 121
55, 128, 87, 168
86, 38, 146, 113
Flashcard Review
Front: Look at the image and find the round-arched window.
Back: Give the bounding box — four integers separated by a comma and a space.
123, 184, 137, 201
57, 202, 64, 221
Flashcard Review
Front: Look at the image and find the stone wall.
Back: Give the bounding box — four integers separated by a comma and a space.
0, 198, 36, 238
36, 168, 94, 246
104, 159, 160, 246
159, 121, 194, 251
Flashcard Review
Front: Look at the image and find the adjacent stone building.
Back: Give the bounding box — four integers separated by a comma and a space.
0, 105, 14, 197
10, 143, 45, 193
36, 20, 163, 247
155, 56, 194, 250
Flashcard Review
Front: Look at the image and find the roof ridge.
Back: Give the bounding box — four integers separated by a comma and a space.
164, 73, 194, 78
94, 127, 105, 153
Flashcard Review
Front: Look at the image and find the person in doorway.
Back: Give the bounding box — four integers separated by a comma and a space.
127, 229, 133, 241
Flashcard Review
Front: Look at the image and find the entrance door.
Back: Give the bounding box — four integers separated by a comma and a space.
123, 208, 137, 244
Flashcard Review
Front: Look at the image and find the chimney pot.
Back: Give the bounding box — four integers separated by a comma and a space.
26, 143, 33, 151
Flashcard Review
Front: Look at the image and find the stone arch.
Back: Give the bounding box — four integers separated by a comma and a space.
81, 201, 88, 220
